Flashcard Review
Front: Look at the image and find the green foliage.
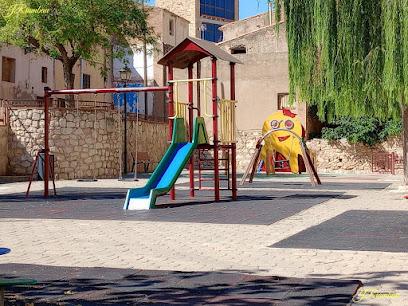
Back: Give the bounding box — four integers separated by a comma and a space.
321, 117, 402, 146
273, 0, 408, 121
0, 0, 155, 88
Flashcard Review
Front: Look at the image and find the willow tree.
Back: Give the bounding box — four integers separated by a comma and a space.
273, 0, 408, 181
0, 0, 154, 94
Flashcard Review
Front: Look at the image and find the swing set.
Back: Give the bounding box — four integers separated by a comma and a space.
240, 128, 321, 186
26, 86, 168, 198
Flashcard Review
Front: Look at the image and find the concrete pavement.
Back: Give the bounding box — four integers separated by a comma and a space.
0, 172, 406, 305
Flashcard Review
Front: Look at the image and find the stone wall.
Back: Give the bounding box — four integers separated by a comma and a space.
7, 108, 168, 179
125, 119, 169, 173
0, 126, 7, 175
236, 130, 261, 171
235, 129, 403, 174
307, 137, 403, 174
221, 12, 270, 41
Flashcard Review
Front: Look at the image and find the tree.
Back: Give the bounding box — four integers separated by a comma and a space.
0, 0, 155, 95
272, 0, 408, 182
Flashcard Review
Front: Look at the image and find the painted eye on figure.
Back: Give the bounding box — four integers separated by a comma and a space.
284, 119, 294, 129
270, 120, 280, 129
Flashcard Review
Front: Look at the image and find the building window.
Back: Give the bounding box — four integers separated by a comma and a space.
278, 93, 292, 110
2, 56, 16, 83
200, 0, 235, 20
41, 67, 48, 83
231, 46, 246, 54
169, 19, 174, 36
83, 74, 91, 89
202, 22, 223, 42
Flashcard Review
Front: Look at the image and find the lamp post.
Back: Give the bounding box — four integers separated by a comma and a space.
120, 65, 132, 174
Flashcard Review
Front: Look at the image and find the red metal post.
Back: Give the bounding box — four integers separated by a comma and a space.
230, 62, 237, 199
196, 61, 201, 114
168, 61, 176, 200
188, 64, 195, 197
391, 152, 396, 175
44, 88, 50, 197
212, 57, 220, 201
168, 61, 174, 141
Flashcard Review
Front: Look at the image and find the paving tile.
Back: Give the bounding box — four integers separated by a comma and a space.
271, 210, 408, 252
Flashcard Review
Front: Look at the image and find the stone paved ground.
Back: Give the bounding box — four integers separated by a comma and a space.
0, 172, 407, 305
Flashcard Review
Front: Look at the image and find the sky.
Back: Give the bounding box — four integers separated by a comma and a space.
239, 1, 269, 19
147, 1, 269, 20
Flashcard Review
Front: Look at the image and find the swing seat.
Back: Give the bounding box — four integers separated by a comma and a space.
274, 159, 291, 170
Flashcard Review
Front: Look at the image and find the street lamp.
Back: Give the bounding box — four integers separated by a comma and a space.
120, 65, 131, 174
200, 24, 207, 40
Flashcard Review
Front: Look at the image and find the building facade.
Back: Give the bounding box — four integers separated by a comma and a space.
217, 12, 302, 132
0, 45, 55, 101
200, 0, 239, 42
155, 0, 239, 42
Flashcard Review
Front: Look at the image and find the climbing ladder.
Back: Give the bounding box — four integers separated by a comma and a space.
197, 145, 231, 191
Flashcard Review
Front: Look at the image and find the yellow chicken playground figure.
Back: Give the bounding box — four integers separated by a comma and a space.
260, 108, 305, 174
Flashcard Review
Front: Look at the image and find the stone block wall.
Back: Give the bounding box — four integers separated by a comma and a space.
307, 137, 403, 174
235, 129, 403, 174
0, 126, 7, 175
125, 119, 169, 173
236, 130, 261, 171
7, 108, 168, 179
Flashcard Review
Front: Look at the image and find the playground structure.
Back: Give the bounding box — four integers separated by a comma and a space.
261, 108, 306, 175
241, 108, 321, 186
125, 37, 241, 209
28, 37, 241, 209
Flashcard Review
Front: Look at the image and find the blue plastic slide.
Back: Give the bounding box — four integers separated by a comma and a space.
123, 117, 208, 210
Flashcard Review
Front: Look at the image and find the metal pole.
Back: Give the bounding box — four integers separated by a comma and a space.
134, 96, 139, 181
168, 61, 176, 200
143, 0, 148, 120
392, 152, 396, 175
44, 87, 50, 197
188, 64, 194, 197
212, 57, 220, 201
168, 61, 174, 140
197, 61, 201, 114
124, 82, 127, 174
230, 63, 237, 199
46, 86, 169, 95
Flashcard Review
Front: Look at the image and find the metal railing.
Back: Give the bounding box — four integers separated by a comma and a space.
0, 99, 168, 123
371, 152, 402, 175
0, 99, 114, 109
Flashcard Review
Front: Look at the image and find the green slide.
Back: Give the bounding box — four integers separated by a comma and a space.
123, 117, 208, 210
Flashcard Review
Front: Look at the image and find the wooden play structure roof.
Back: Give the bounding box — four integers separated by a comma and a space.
158, 37, 243, 69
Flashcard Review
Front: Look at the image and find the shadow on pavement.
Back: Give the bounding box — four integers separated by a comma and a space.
271, 210, 408, 252
0, 263, 362, 306
0, 187, 344, 225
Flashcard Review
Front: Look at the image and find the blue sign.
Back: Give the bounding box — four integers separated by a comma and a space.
113, 83, 143, 113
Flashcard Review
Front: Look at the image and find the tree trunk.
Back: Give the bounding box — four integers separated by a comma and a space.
62, 61, 75, 107
403, 100, 408, 184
